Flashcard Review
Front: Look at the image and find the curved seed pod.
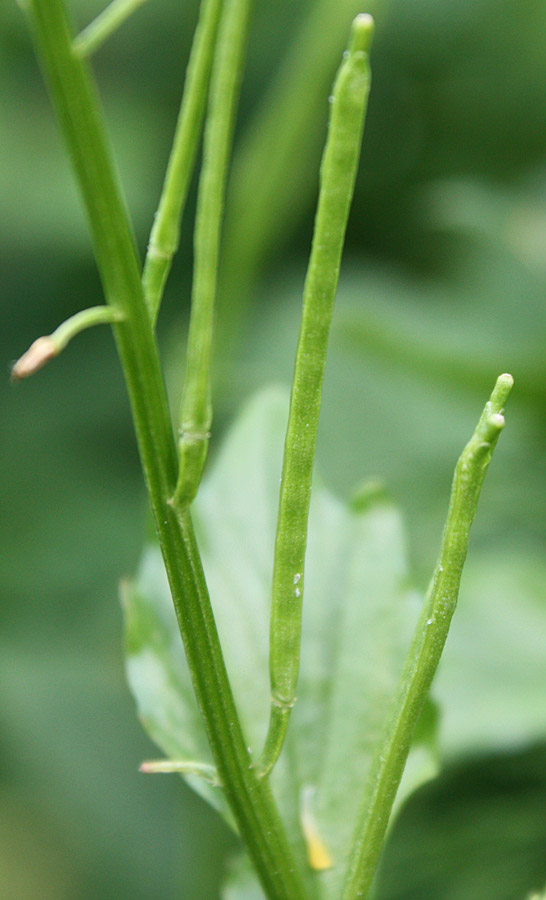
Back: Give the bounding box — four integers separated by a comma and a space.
172, 0, 255, 512
259, 14, 375, 778
342, 374, 514, 900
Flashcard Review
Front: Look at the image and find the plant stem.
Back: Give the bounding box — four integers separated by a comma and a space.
142, 0, 223, 324
50, 304, 123, 345
12, 305, 122, 379
258, 15, 374, 779
140, 760, 220, 784
72, 0, 149, 58
342, 374, 514, 900
172, 0, 254, 510
22, 2, 305, 896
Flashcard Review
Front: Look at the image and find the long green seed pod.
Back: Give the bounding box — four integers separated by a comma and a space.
142, 0, 223, 323
172, 0, 255, 511
342, 374, 514, 900
258, 14, 374, 778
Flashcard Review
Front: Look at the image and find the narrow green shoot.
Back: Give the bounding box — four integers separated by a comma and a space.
258, 14, 374, 779
342, 374, 514, 900
11, 305, 123, 379
140, 759, 220, 785
72, 0, 148, 58
142, 0, 223, 323
171, 0, 255, 511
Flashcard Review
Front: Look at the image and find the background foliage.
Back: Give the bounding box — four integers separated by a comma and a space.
1, 0, 545, 898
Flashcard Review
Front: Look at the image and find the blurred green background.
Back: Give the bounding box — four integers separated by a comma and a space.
1, 0, 545, 897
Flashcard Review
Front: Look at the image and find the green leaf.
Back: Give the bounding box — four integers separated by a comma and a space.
123, 386, 435, 897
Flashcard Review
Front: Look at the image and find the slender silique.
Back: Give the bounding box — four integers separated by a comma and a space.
142, 0, 223, 323
342, 374, 513, 900
259, 14, 374, 778
21, 1, 305, 897
172, 0, 255, 510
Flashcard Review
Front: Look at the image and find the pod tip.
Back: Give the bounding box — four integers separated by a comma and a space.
350, 13, 375, 54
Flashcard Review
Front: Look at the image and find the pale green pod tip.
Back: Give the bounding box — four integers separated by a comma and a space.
492, 372, 514, 407
476, 373, 513, 440
349, 13, 375, 55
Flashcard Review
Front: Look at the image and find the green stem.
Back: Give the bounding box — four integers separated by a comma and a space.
50, 304, 123, 346
22, 2, 305, 897
342, 374, 514, 900
142, 0, 223, 323
140, 759, 220, 785
172, 0, 255, 511
73, 0, 149, 58
258, 15, 374, 779
12, 305, 122, 379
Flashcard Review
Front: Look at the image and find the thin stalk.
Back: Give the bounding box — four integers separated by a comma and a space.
140, 760, 220, 784
73, 0, 149, 58
342, 374, 514, 900
22, 2, 305, 897
258, 15, 374, 779
12, 305, 122, 379
142, 0, 223, 323
172, 0, 254, 510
